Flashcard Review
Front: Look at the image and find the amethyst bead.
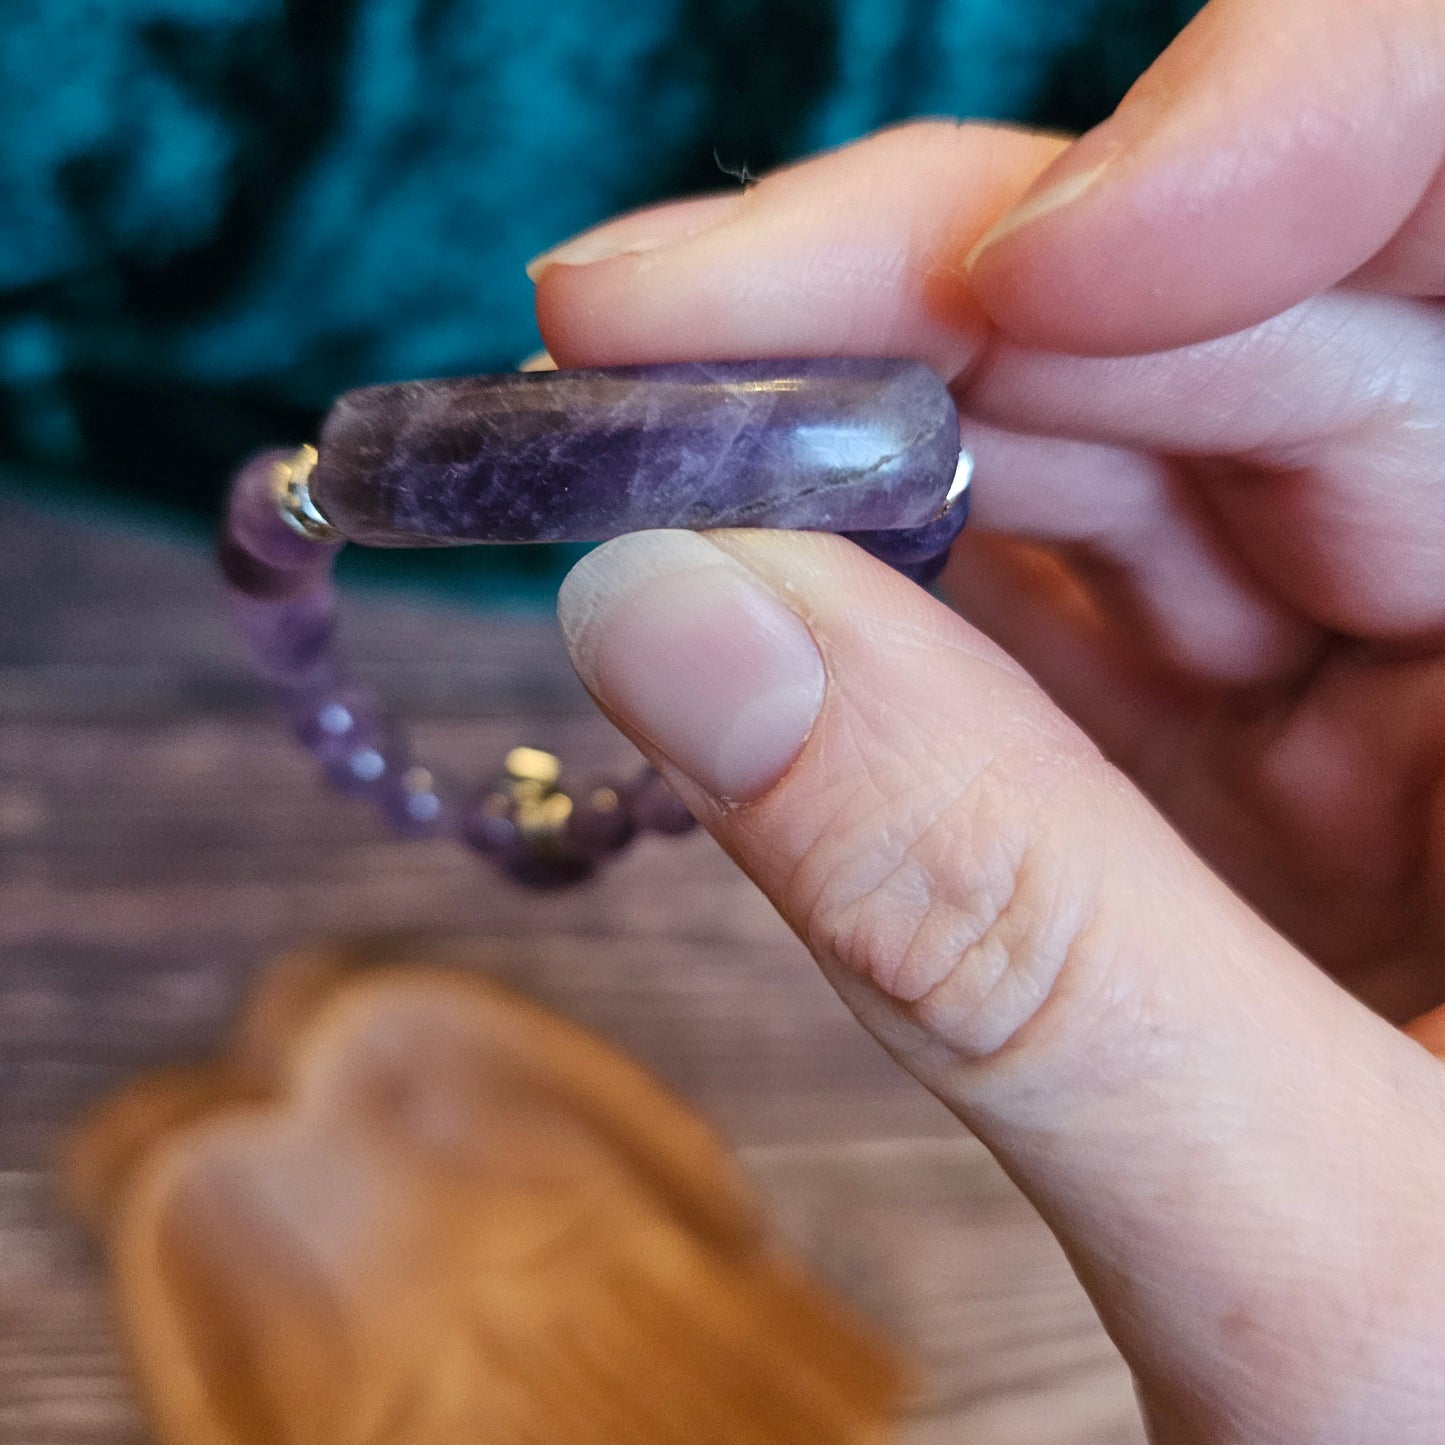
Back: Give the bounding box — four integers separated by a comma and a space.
226, 585, 338, 683
846, 485, 970, 586
308, 359, 961, 546
564, 780, 638, 857
322, 737, 397, 795
288, 685, 383, 756
284, 685, 401, 795
460, 786, 522, 860
623, 771, 698, 836
379, 765, 451, 838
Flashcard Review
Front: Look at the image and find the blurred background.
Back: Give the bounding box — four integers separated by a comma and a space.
2, 0, 1198, 594
1, 2, 1200, 1442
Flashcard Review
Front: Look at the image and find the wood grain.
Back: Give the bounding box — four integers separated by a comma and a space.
0, 500, 1146, 1444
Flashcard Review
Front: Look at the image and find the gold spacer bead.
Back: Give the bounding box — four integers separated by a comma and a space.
498, 747, 573, 854
272, 444, 339, 542
504, 746, 561, 790
514, 790, 574, 850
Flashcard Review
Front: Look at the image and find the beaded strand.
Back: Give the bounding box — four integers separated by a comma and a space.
220, 449, 697, 888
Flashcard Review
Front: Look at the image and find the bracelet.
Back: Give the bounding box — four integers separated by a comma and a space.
218, 358, 972, 888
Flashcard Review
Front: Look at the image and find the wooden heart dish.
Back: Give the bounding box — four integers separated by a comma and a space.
63, 948, 906, 1444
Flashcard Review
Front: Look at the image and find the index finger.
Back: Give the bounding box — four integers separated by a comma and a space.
967, 0, 1445, 352
532, 121, 1065, 380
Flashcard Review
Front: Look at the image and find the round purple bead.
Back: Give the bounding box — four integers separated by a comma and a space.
226, 583, 338, 683
289, 684, 382, 755
220, 450, 342, 601
227, 451, 342, 572
845, 485, 970, 586
379, 764, 452, 839
323, 738, 399, 796
564, 780, 637, 858
623, 771, 698, 835
459, 785, 522, 861
285, 685, 405, 796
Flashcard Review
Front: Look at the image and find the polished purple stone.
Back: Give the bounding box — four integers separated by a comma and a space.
308, 359, 960, 546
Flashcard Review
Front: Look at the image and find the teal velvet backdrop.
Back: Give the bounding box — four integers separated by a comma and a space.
0, 0, 1199, 597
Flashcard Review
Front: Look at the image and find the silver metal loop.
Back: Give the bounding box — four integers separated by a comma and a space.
942, 446, 973, 513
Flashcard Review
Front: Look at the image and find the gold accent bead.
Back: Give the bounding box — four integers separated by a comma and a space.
504, 746, 561, 789
515, 790, 574, 849
500, 748, 572, 852
272, 444, 339, 542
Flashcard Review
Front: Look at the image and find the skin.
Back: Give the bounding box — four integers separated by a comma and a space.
529, 1, 1445, 1438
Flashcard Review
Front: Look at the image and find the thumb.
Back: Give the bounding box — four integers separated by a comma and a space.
967, 0, 1445, 353
558, 528, 1445, 1436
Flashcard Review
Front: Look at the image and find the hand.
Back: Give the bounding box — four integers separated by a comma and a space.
531, 2, 1445, 1439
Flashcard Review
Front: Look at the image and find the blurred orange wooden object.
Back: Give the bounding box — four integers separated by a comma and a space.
62, 947, 906, 1444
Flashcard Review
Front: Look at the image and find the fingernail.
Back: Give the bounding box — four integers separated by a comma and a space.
558, 531, 826, 803
965, 158, 1112, 270
526, 193, 742, 281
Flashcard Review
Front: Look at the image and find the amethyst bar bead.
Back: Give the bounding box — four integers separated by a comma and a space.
307, 359, 961, 546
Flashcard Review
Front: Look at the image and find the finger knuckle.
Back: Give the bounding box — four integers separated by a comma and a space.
792, 741, 1113, 1062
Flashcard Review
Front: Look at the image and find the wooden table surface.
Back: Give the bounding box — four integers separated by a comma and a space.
0, 499, 1145, 1445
